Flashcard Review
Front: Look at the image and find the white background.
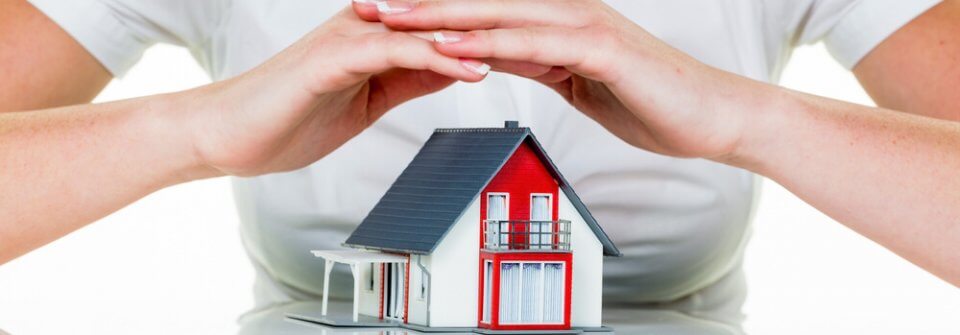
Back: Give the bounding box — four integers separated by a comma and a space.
1, 44, 958, 334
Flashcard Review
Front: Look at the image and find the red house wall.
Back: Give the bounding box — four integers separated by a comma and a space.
479, 141, 560, 234
477, 140, 570, 330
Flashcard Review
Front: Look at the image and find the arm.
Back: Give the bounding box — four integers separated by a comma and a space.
854, 0, 960, 121
0, 0, 112, 111
0, 7, 488, 264
356, 0, 960, 285
736, 85, 960, 285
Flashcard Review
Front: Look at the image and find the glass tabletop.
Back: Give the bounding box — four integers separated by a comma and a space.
238, 301, 742, 335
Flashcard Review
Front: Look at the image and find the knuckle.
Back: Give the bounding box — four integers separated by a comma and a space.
383, 32, 410, 49
588, 24, 621, 50
517, 30, 541, 60
352, 34, 381, 54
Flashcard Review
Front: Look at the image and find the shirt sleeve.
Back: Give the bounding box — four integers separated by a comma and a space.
800, 0, 943, 69
27, 0, 226, 77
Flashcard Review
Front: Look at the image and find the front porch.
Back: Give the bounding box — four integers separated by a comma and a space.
310, 250, 409, 323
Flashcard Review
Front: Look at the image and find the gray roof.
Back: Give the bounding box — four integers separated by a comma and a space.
343, 126, 621, 257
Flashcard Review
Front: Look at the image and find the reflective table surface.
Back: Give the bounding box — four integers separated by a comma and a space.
238, 301, 742, 335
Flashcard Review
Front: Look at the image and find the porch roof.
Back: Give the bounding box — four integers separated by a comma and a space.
310, 250, 408, 265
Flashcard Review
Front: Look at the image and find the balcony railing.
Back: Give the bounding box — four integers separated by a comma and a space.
483, 220, 571, 251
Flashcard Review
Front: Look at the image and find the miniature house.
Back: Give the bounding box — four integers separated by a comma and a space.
308, 122, 620, 333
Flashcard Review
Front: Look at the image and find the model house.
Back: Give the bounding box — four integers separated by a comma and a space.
306, 122, 620, 333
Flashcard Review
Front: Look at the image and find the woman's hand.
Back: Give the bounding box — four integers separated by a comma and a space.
185, 7, 488, 176
353, 0, 769, 161
357, 0, 960, 287
0, 7, 490, 263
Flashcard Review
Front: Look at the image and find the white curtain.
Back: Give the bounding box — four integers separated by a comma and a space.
386, 263, 405, 320
488, 194, 507, 219
487, 194, 508, 247
521, 263, 542, 322
499, 262, 564, 324
499, 263, 521, 323
544, 263, 564, 323
530, 195, 551, 249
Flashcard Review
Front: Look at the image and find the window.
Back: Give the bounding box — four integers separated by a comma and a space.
499, 262, 565, 324
366, 263, 375, 292
483, 260, 493, 323
530, 194, 552, 250
487, 193, 509, 247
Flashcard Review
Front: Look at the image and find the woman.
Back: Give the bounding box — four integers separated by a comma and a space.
0, 0, 957, 330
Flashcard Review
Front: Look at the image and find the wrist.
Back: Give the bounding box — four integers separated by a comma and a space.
714, 82, 800, 174
141, 90, 224, 184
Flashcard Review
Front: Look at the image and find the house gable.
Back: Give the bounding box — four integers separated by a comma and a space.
344, 126, 621, 257
480, 140, 559, 229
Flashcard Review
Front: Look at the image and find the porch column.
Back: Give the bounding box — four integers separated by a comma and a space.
350, 263, 360, 322
322, 259, 334, 316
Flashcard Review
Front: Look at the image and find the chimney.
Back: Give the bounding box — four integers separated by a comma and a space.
504, 120, 519, 128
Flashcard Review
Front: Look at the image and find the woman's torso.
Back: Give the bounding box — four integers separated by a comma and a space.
203, 0, 811, 312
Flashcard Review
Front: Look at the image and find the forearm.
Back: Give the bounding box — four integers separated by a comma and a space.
730, 83, 960, 285
0, 92, 219, 264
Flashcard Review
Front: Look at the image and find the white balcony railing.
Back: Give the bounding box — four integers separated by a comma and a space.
483, 220, 571, 251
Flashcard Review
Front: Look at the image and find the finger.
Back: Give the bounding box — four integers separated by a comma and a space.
484, 59, 554, 78
351, 0, 383, 22
532, 67, 573, 84
483, 59, 572, 83
371, 0, 593, 31
367, 69, 457, 115
431, 28, 613, 80
341, 32, 491, 83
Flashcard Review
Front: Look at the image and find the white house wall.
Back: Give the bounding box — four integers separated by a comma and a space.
358, 262, 380, 317
426, 197, 480, 327
407, 254, 429, 326
560, 191, 604, 328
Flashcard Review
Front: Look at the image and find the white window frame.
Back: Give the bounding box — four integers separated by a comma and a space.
498, 261, 566, 325
486, 192, 510, 247
529, 193, 553, 250
482, 260, 493, 323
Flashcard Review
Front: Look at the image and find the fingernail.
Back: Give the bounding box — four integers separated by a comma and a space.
433, 32, 463, 44
461, 59, 491, 76
376, 1, 416, 14
352, 0, 384, 4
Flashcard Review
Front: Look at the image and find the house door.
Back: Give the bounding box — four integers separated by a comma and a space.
383, 263, 405, 321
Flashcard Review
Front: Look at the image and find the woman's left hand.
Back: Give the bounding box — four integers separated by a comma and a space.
353, 0, 774, 161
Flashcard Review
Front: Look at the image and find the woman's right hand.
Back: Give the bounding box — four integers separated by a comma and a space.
180, 7, 490, 177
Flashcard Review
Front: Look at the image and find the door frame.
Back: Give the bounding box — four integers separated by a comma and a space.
381, 262, 408, 322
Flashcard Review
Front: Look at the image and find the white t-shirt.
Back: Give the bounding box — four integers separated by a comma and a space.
29, 0, 941, 325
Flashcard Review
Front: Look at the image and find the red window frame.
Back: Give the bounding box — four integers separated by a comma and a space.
477, 251, 572, 330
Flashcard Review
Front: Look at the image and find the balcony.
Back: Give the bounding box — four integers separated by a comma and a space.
483, 220, 571, 251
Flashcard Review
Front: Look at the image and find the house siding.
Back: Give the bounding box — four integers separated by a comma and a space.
480, 141, 559, 227
426, 198, 481, 327
561, 191, 604, 327
358, 263, 380, 318
407, 254, 429, 326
